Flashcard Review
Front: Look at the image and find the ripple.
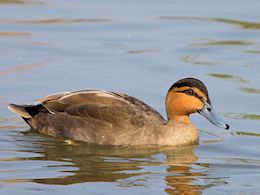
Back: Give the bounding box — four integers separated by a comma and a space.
0, 64, 45, 77
180, 55, 217, 66
240, 87, 260, 94
0, 18, 114, 25
233, 131, 260, 137
101, 43, 127, 48
207, 73, 248, 83
18, 18, 113, 25
0, 32, 31, 36
31, 41, 50, 46
0, 0, 42, 4
0, 117, 21, 123
157, 16, 260, 29
192, 40, 253, 47
244, 50, 260, 54
0, 179, 31, 184
127, 49, 161, 54
213, 18, 260, 29
0, 125, 25, 129
222, 112, 260, 120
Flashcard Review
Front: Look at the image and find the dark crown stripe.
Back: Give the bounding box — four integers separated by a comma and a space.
168, 78, 211, 104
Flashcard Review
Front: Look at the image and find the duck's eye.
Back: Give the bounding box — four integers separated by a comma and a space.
185, 89, 195, 95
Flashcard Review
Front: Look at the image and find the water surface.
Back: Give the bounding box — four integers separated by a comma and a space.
0, 0, 260, 194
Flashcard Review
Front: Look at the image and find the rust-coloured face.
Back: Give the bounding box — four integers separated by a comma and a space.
166, 86, 207, 119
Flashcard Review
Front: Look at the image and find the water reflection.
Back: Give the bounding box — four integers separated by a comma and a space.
6, 131, 211, 194
127, 49, 161, 54
223, 112, 260, 120
18, 18, 113, 24
0, 32, 31, 36
244, 50, 260, 54
158, 16, 260, 29
0, 18, 113, 25
0, 0, 41, 4
212, 18, 260, 29
234, 131, 260, 137
180, 56, 217, 66
191, 40, 252, 46
0, 0, 259, 193
207, 73, 248, 83
0, 64, 45, 77
240, 87, 260, 94
164, 150, 203, 195
0, 116, 20, 123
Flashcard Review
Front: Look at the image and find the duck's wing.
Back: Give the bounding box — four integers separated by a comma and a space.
64, 104, 146, 129
37, 90, 126, 112
37, 90, 166, 126
59, 90, 128, 104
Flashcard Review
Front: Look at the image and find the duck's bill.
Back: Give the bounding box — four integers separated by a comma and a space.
197, 102, 229, 130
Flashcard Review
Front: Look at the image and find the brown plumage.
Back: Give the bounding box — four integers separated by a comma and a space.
8, 78, 229, 146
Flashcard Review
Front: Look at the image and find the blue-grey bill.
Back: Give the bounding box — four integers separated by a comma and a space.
197, 102, 229, 130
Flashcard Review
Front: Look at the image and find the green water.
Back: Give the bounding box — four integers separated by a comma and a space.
0, 0, 260, 194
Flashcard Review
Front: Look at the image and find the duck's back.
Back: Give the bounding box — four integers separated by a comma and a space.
11, 90, 166, 145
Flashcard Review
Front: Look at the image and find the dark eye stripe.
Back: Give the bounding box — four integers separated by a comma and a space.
176, 89, 204, 103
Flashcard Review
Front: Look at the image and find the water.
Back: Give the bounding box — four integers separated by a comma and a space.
0, 0, 260, 194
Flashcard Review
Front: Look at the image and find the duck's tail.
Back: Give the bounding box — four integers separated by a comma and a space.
8, 103, 49, 119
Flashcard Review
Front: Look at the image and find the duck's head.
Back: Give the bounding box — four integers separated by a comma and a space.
166, 78, 229, 130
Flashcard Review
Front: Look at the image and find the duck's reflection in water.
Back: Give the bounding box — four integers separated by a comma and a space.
24, 132, 205, 194
164, 146, 203, 195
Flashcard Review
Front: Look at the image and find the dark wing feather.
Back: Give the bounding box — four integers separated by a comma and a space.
64, 104, 149, 129
38, 90, 165, 127
113, 92, 166, 124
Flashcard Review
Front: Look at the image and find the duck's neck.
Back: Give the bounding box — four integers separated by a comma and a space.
169, 115, 191, 124
157, 118, 198, 146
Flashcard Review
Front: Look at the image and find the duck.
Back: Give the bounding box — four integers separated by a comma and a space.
8, 78, 229, 146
